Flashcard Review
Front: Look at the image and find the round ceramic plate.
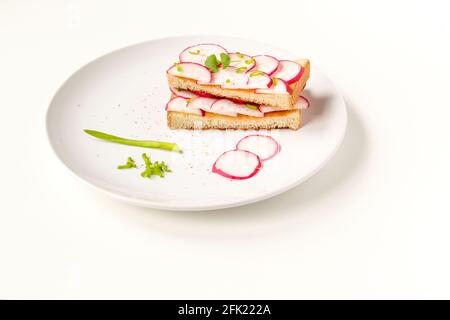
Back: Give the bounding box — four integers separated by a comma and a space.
46, 35, 347, 211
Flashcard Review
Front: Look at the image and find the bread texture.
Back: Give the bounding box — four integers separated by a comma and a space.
167, 59, 310, 110
167, 110, 301, 130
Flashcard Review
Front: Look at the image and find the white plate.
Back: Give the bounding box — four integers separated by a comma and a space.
46, 35, 347, 211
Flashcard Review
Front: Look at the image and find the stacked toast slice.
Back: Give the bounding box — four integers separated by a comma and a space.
165, 44, 310, 130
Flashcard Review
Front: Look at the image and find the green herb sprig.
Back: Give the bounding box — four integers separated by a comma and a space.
84, 130, 182, 153
140, 153, 172, 179
117, 157, 137, 169
205, 53, 231, 73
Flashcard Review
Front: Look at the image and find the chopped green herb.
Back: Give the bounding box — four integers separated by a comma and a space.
174, 62, 183, 72
225, 79, 231, 84
140, 153, 172, 179
117, 157, 137, 169
271, 77, 278, 86
189, 50, 200, 55
244, 104, 259, 110
205, 54, 219, 73
249, 70, 265, 77
244, 58, 254, 65
84, 129, 182, 153
220, 53, 231, 69
235, 66, 247, 73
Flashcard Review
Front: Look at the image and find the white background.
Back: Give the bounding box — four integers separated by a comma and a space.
1, 0, 450, 299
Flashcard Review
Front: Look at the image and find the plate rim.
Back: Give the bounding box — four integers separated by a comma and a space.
45, 35, 348, 211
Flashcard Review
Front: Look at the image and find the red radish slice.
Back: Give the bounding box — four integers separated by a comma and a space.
296, 96, 310, 109
260, 95, 310, 113
214, 67, 249, 88
188, 97, 218, 112
228, 52, 256, 71
256, 78, 291, 94
259, 105, 282, 113
212, 150, 261, 180
253, 55, 279, 75
246, 70, 272, 89
179, 43, 227, 65
191, 90, 216, 98
210, 99, 239, 117
236, 104, 264, 117
271, 60, 303, 84
165, 97, 204, 116
170, 87, 199, 99
198, 66, 248, 88
167, 62, 211, 83
236, 135, 280, 161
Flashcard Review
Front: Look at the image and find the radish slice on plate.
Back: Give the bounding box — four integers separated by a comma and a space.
170, 87, 199, 99
166, 97, 204, 116
236, 135, 280, 161
256, 77, 291, 94
188, 97, 218, 112
210, 99, 239, 117
167, 62, 212, 83
246, 70, 272, 89
271, 60, 303, 84
228, 52, 256, 71
296, 96, 310, 109
253, 55, 279, 75
212, 150, 262, 180
179, 43, 228, 65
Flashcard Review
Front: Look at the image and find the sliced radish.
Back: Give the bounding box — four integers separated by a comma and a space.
271, 60, 303, 84
210, 99, 239, 117
170, 87, 199, 99
167, 62, 211, 83
188, 97, 218, 112
296, 96, 310, 109
256, 77, 291, 94
253, 55, 279, 75
165, 97, 204, 116
228, 52, 256, 71
259, 105, 280, 113
179, 43, 227, 65
236, 135, 280, 161
236, 103, 264, 117
246, 70, 272, 89
212, 150, 261, 180
191, 90, 216, 98
198, 66, 248, 88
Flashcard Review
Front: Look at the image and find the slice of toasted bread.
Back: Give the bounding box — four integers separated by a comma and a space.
167, 59, 310, 110
167, 109, 301, 130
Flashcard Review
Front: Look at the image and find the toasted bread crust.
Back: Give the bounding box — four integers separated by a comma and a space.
167, 110, 301, 130
167, 59, 310, 110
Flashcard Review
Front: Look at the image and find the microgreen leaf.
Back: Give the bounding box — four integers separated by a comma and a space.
205, 54, 219, 73
220, 53, 230, 69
